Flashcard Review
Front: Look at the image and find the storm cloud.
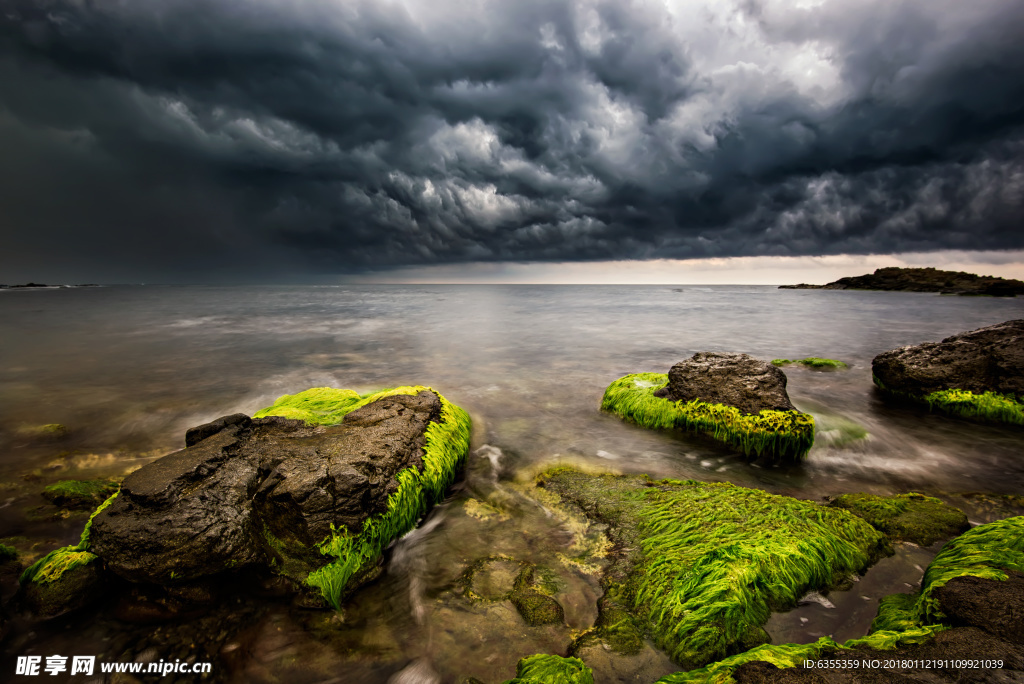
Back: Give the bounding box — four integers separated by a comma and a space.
1, 0, 1023, 279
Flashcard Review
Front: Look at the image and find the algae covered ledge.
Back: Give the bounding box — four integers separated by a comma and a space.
255, 385, 473, 609
601, 372, 814, 462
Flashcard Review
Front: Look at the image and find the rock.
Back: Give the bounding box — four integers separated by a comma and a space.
827, 493, 970, 546
88, 389, 463, 595
872, 320, 1024, 398
779, 267, 1024, 296
20, 552, 104, 619
604, 360, 814, 462
654, 352, 797, 415
184, 413, 252, 447
935, 572, 1024, 644
655, 356, 798, 413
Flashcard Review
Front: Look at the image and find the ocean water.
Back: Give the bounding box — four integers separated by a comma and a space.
2, 284, 1023, 682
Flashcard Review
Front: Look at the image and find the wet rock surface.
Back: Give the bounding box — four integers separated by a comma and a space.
871, 320, 1024, 397
935, 572, 1024, 645
89, 391, 442, 585
654, 352, 797, 415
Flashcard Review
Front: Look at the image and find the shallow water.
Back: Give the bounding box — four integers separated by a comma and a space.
2, 285, 1023, 681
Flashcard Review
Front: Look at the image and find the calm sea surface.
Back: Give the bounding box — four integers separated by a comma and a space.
2, 285, 1023, 682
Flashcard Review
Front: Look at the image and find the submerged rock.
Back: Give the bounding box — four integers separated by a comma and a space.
42, 478, 120, 509
460, 556, 565, 627
603, 353, 815, 462
827, 492, 970, 546
25, 386, 471, 615
872, 320, 1024, 425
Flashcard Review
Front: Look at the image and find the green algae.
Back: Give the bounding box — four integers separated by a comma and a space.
0, 543, 17, 562
538, 469, 889, 670
922, 388, 1024, 425
601, 373, 814, 463
253, 387, 362, 424
256, 386, 472, 609
20, 490, 118, 586
772, 358, 848, 370
42, 478, 119, 509
915, 515, 1024, 623
503, 654, 594, 684
828, 492, 970, 546
873, 376, 1024, 426
655, 517, 1024, 684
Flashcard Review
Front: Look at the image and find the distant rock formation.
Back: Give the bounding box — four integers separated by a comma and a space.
779, 267, 1024, 296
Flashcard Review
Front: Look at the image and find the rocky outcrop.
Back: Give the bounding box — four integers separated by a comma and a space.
872, 320, 1024, 398
654, 352, 796, 415
89, 391, 445, 586
779, 267, 1024, 296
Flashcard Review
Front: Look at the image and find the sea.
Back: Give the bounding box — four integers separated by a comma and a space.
2, 284, 1023, 683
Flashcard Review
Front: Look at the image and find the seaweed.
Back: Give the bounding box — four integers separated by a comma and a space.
256, 385, 472, 609
601, 373, 814, 462
873, 377, 1024, 426
537, 469, 889, 670
42, 478, 119, 509
503, 654, 595, 684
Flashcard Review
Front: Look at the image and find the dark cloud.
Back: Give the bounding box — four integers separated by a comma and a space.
0, 0, 1022, 280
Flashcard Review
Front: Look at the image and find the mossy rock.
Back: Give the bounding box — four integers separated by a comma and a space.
828, 493, 970, 546
42, 479, 120, 509
460, 557, 565, 626
20, 549, 103, 618
654, 517, 1024, 683
502, 654, 594, 684
601, 373, 814, 463
537, 469, 890, 670
0, 543, 17, 563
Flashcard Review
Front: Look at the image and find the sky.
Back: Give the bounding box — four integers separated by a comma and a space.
1, 0, 1023, 284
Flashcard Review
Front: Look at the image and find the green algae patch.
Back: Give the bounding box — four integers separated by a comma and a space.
503, 654, 594, 684
601, 373, 814, 463
772, 358, 848, 370
42, 478, 119, 509
271, 386, 471, 609
20, 490, 119, 586
922, 388, 1024, 425
538, 469, 890, 670
254, 387, 362, 424
0, 543, 18, 562
873, 377, 1024, 426
828, 493, 970, 546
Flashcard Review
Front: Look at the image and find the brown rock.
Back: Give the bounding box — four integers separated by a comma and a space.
872, 319, 1024, 397
654, 352, 797, 415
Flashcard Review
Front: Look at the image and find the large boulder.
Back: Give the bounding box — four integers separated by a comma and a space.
872, 319, 1024, 397
87, 388, 469, 604
654, 352, 797, 415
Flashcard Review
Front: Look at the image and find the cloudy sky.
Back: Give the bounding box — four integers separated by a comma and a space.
1, 0, 1022, 283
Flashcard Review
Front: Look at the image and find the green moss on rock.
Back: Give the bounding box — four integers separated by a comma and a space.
873, 376, 1024, 426
255, 385, 472, 609
601, 373, 814, 463
42, 479, 120, 509
0, 543, 17, 562
828, 492, 970, 546
502, 654, 594, 684
771, 358, 848, 370
537, 469, 890, 670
